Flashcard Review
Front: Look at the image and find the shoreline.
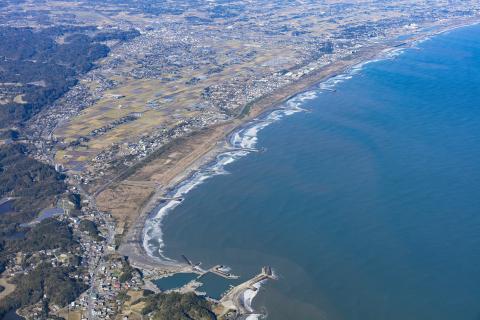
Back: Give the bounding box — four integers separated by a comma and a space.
116, 16, 480, 315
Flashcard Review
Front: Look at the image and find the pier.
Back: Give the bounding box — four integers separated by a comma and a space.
228, 147, 259, 152
159, 196, 183, 201
209, 265, 240, 279
181, 254, 194, 266
219, 266, 276, 317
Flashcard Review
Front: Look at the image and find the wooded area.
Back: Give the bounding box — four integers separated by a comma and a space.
141, 292, 217, 320
0, 26, 139, 125
0, 143, 66, 229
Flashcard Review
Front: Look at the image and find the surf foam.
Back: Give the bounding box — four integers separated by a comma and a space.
143, 40, 412, 262
143, 90, 318, 261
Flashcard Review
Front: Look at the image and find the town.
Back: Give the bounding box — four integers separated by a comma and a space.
1, 0, 480, 319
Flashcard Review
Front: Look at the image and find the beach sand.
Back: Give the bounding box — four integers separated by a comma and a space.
99, 43, 383, 269
96, 16, 480, 275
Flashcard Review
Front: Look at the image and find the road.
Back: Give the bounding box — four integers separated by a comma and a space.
84, 213, 116, 319
76, 182, 116, 319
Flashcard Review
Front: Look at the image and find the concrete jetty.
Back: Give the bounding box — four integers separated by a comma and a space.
209, 265, 240, 279
219, 266, 276, 317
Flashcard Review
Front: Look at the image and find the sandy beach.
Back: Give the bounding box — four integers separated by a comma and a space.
114, 44, 385, 269
101, 16, 480, 274
93, 17, 480, 320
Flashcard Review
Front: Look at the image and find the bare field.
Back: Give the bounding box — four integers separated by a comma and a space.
0, 277, 16, 301
93, 44, 383, 235
95, 126, 225, 233
52, 25, 304, 170
57, 309, 83, 320
97, 182, 155, 233
9, 0, 477, 243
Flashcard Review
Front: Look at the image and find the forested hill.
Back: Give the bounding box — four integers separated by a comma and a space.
141, 292, 217, 320
0, 26, 139, 127
0, 143, 67, 233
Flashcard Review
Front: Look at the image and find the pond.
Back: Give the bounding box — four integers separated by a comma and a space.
3, 310, 25, 320
0, 200, 14, 215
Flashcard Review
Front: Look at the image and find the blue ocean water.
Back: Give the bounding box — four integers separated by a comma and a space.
157, 24, 480, 319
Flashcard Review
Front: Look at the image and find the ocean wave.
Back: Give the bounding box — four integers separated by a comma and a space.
142, 39, 410, 316
142, 46, 409, 260
241, 280, 267, 319
316, 48, 408, 93
231, 92, 315, 149
144, 90, 318, 260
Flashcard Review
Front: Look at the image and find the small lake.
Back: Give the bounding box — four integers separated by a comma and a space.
0, 200, 14, 215
36, 207, 64, 222
3, 310, 25, 320
5, 231, 26, 241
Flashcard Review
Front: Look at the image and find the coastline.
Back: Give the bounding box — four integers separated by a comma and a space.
116, 16, 480, 316
118, 44, 380, 272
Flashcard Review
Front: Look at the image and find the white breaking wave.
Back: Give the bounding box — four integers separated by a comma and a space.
143, 90, 317, 260
241, 280, 267, 319
142, 47, 408, 260
137, 25, 475, 320
317, 47, 407, 92
142, 43, 406, 314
